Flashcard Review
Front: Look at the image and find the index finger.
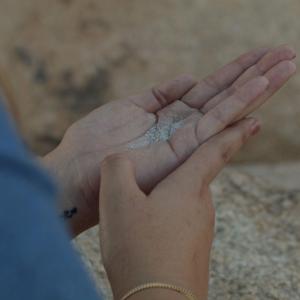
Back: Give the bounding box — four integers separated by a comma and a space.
129, 74, 197, 113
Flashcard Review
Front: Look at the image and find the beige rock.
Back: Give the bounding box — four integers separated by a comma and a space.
0, 0, 299, 161
75, 169, 300, 299
235, 162, 300, 190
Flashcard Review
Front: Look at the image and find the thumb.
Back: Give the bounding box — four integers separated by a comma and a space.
100, 154, 144, 212
157, 117, 260, 196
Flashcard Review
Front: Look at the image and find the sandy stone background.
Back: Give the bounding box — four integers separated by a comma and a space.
1, 0, 300, 299
0, 0, 300, 162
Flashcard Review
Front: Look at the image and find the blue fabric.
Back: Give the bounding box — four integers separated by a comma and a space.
0, 99, 101, 300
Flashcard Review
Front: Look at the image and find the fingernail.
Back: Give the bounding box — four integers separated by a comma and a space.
250, 120, 261, 136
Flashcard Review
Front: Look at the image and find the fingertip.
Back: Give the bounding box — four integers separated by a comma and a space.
257, 76, 270, 86
286, 60, 297, 74
278, 44, 297, 58
246, 76, 269, 93
273, 60, 297, 80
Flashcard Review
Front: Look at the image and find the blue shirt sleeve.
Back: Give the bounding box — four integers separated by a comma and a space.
0, 99, 102, 300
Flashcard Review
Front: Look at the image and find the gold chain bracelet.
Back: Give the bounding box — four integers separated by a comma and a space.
120, 282, 197, 300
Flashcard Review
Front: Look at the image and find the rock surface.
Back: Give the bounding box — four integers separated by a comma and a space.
75, 168, 300, 299
0, 0, 300, 162
236, 162, 300, 190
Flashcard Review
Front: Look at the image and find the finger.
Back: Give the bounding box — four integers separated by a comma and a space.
129, 74, 197, 113
148, 76, 266, 164
127, 78, 268, 192
100, 154, 144, 204
195, 76, 268, 143
181, 47, 270, 108
159, 118, 260, 195
201, 45, 296, 113
233, 45, 295, 88
235, 60, 296, 120
148, 76, 269, 163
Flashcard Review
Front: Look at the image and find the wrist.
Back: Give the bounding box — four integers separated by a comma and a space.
42, 145, 90, 236
123, 287, 189, 300
108, 268, 207, 300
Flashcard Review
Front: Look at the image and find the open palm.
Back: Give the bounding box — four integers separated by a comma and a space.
45, 45, 296, 235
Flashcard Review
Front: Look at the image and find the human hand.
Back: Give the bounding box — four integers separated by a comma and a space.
43, 45, 296, 236
99, 117, 261, 300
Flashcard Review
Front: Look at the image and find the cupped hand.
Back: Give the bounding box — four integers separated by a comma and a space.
99, 117, 260, 300
43, 45, 296, 236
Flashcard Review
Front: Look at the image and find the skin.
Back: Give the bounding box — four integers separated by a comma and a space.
99, 118, 261, 300
43, 45, 296, 236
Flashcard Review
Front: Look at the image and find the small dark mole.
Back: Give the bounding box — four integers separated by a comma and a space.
71, 207, 77, 214
62, 207, 78, 219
